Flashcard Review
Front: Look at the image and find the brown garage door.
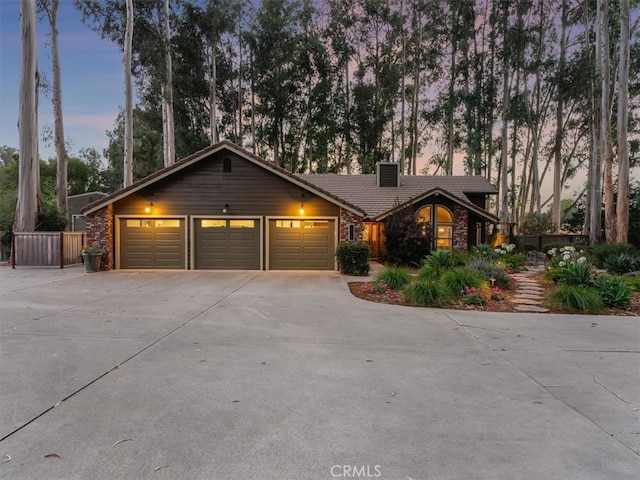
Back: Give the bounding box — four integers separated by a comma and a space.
194, 218, 260, 269
120, 218, 185, 269
269, 219, 335, 270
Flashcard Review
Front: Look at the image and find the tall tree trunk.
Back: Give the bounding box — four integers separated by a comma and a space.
599, 0, 615, 242
499, 6, 509, 231
162, 0, 175, 167
588, 0, 603, 244
15, 0, 40, 233
237, 19, 243, 146
447, 7, 457, 176
210, 41, 219, 144
552, 0, 566, 233
615, 0, 630, 243
345, 60, 352, 174
40, 0, 68, 219
399, 0, 406, 175
123, 0, 133, 188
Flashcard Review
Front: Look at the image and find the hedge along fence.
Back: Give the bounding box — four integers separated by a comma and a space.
514, 234, 588, 252
11, 232, 85, 268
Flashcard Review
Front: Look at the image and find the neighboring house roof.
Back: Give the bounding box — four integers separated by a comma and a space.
296, 174, 498, 220
81, 141, 366, 216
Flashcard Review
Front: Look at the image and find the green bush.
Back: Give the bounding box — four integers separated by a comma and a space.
336, 242, 370, 275
592, 276, 631, 309
603, 253, 640, 275
451, 248, 470, 266
555, 260, 594, 286
622, 275, 640, 291
375, 265, 412, 291
588, 243, 638, 268
471, 244, 495, 259
37, 204, 67, 231
547, 285, 603, 314
467, 257, 514, 289
499, 253, 526, 272
423, 249, 452, 269
381, 205, 431, 266
403, 280, 451, 307
519, 212, 554, 234
417, 265, 440, 281
440, 268, 483, 297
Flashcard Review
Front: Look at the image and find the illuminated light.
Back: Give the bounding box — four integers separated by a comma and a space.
145, 202, 154, 214
223, 203, 229, 214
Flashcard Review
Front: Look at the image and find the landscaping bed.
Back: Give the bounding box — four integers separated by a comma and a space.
347, 276, 640, 316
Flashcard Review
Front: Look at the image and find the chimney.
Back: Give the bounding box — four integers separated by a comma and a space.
376, 162, 400, 187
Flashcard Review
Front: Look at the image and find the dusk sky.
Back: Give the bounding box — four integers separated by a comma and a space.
0, 1, 125, 162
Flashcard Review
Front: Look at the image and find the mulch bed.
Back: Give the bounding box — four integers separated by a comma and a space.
347, 274, 640, 316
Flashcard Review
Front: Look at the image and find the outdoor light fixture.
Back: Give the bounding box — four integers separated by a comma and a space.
299, 194, 305, 215
145, 202, 154, 214
223, 203, 229, 214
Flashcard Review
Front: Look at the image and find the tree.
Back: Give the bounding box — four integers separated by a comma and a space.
615, 0, 631, 243
37, 0, 69, 220
14, 0, 40, 233
123, 0, 133, 187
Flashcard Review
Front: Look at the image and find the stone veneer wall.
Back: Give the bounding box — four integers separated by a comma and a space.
452, 204, 469, 250
339, 208, 363, 243
85, 204, 114, 270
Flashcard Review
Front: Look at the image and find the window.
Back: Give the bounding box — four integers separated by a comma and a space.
276, 220, 301, 228
126, 219, 152, 228
415, 204, 453, 250
230, 220, 255, 229
201, 219, 226, 228
155, 219, 180, 228
348, 224, 355, 241
303, 221, 328, 229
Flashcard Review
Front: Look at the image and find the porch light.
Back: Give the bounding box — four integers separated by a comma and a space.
145, 202, 154, 214
223, 203, 229, 214
299, 194, 305, 215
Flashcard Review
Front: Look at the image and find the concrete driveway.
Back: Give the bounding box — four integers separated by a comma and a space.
0, 267, 638, 480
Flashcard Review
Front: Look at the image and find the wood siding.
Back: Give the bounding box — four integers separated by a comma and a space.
112, 152, 340, 218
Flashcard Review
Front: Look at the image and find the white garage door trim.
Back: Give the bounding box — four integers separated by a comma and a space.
115, 215, 188, 270
190, 216, 264, 270
265, 216, 339, 271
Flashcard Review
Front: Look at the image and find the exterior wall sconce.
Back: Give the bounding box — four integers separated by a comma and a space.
299, 194, 305, 215
223, 203, 229, 214
145, 202, 154, 214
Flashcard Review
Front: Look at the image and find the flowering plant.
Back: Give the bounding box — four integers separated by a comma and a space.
460, 285, 491, 306
547, 245, 586, 268
494, 243, 516, 255
360, 281, 399, 299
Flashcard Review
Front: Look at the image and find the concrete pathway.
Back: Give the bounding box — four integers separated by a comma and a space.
0, 267, 638, 480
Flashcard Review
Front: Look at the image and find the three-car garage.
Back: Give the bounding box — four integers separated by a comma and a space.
116, 216, 336, 271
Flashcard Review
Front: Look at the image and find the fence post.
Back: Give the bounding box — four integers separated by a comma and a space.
60, 231, 64, 269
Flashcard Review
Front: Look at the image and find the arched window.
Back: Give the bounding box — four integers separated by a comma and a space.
415, 204, 453, 250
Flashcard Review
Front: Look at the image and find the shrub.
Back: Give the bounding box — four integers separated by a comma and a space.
499, 253, 526, 272
37, 204, 67, 231
336, 242, 370, 275
440, 268, 483, 296
423, 249, 452, 269
375, 265, 412, 291
451, 248, 470, 266
603, 253, 640, 275
519, 212, 554, 234
467, 257, 514, 289
471, 243, 495, 259
555, 260, 594, 286
417, 265, 440, 281
403, 280, 451, 307
382, 205, 431, 266
547, 285, 603, 314
622, 275, 640, 291
588, 243, 638, 268
592, 276, 631, 309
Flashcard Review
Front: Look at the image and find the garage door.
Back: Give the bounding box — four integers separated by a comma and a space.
194, 218, 260, 269
269, 219, 335, 270
120, 218, 185, 269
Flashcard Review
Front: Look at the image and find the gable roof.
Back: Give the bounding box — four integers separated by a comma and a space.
82, 141, 366, 216
296, 173, 497, 220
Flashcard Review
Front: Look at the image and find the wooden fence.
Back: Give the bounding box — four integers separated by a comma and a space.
514, 234, 588, 251
11, 232, 86, 268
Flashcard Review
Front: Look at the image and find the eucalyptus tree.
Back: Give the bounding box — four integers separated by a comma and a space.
37, 0, 69, 218
14, 0, 40, 233
616, 0, 631, 243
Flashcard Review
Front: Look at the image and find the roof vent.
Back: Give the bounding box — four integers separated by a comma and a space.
376, 162, 400, 187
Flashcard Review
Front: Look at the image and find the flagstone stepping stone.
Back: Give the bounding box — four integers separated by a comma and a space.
519, 288, 544, 294
512, 297, 544, 305
513, 293, 543, 301
515, 305, 550, 313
